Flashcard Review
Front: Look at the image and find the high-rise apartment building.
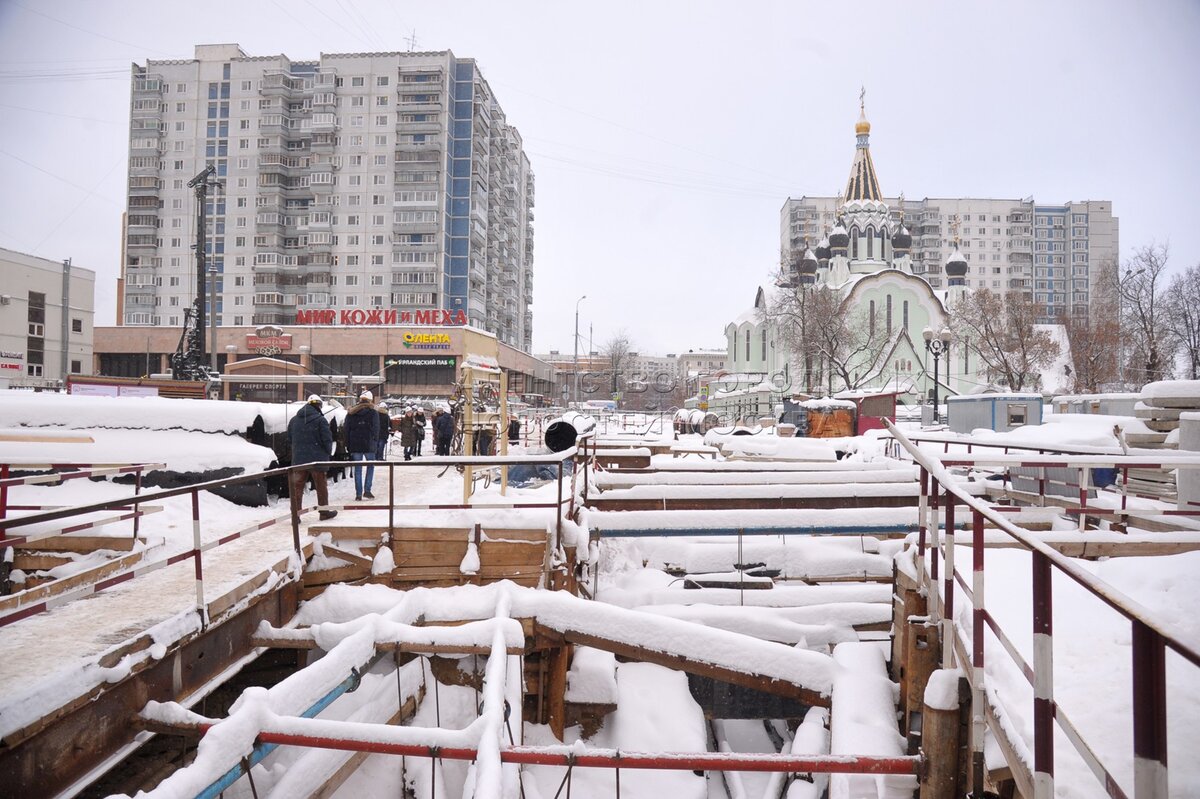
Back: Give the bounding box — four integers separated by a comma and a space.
782, 196, 1117, 324
120, 44, 534, 351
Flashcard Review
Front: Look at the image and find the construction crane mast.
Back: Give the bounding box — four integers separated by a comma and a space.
170, 165, 219, 382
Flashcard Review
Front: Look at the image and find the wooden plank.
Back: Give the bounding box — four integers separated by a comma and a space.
390, 527, 472, 541
303, 563, 368, 587
480, 528, 547, 542
11, 552, 75, 570
0, 549, 146, 616
479, 542, 548, 567
207, 552, 296, 619
12, 534, 139, 553
552, 626, 830, 708
321, 544, 375, 571
307, 525, 388, 541
0, 432, 95, 444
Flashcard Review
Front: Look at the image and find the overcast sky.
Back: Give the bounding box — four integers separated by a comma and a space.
1, 0, 1197, 355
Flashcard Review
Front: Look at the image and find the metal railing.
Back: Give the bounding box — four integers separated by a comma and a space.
885, 420, 1200, 799
0, 448, 583, 628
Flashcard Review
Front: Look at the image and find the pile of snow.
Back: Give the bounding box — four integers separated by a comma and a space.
565, 646, 618, 704
703, 430, 839, 461
0, 427, 277, 473
966, 413, 1153, 450
800, 397, 856, 410
1141, 379, 1200, 403
0, 392, 272, 434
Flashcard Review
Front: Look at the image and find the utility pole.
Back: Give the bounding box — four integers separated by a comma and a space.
573, 295, 586, 407
191, 165, 215, 367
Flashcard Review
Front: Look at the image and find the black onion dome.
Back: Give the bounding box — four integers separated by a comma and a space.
946, 247, 968, 277
829, 222, 849, 250
891, 223, 912, 251
815, 237, 831, 263
799, 248, 819, 275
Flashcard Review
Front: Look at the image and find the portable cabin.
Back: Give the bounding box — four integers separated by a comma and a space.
946, 393, 1043, 434
800, 397, 857, 438
834, 390, 900, 434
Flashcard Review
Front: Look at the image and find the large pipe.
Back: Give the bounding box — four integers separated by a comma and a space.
544, 411, 595, 452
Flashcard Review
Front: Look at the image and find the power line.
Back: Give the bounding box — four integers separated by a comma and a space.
9, 1, 179, 57
0, 102, 123, 125
0, 147, 123, 207
33, 154, 126, 254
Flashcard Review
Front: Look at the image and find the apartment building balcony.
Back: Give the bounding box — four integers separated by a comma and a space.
133, 75, 164, 94
310, 112, 338, 133
126, 234, 157, 251
126, 214, 159, 231
307, 252, 334, 268
252, 313, 289, 325
1008, 213, 1032, 223
1008, 252, 1034, 264
397, 96, 443, 113
261, 72, 302, 96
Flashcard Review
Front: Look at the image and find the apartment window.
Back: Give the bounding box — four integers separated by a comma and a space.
27, 364, 43, 378
349, 175, 362, 186
70, 318, 83, 334
376, 76, 389, 86
241, 80, 252, 91
371, 274, 384, 285
375, 115, 388, 126
174, 140, 185, 151
376, 95, 389, 106
346, 256, 359, 266
176, 82, 186, 92
374, 134, 388, 146
352, 77, 365, 87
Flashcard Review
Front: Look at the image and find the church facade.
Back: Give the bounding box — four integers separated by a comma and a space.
726, 100, 988, 406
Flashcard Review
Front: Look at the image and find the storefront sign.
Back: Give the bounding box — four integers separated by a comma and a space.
0, 350, 23, 360
246, 325, 292, 355
389, 356, 456, 368
401, 332, 452, 351
69, 383, 159, 397
295, 309, 468, 326
0, 362, 21, 371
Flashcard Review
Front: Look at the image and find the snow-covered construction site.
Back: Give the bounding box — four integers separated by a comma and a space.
2, 386, 1199, 799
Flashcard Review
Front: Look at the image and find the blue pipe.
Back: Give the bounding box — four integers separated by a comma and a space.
195, 652, 383, 799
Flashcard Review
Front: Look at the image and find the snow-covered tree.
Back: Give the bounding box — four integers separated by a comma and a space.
951, 289, 1060, 391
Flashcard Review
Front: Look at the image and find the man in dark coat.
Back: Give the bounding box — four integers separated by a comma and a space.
508, 417, 521, 445
433, 408, 455, 456
375, 401, 392, 462
287, 394, 337, 522
345, 391, 380, 500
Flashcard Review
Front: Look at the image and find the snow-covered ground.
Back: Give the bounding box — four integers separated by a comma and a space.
2, 399, 1199, 797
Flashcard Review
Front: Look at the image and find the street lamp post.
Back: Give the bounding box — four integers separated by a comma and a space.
573, 295, 586, 407
923, 326, 953, 424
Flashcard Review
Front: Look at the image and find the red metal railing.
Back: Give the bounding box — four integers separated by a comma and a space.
886, 420, 1200, 799
0, 447, 584, 628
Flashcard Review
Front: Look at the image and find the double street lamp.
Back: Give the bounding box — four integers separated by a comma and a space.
923, 326, 952, 424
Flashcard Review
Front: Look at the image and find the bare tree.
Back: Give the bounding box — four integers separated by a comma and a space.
1108, 244, 1175, 385
1165, 263, 1200, 379
951, 289, 1060, 391
1062, 312, 1120, 393
600, 330, 635, 400
767, 278, 890, 394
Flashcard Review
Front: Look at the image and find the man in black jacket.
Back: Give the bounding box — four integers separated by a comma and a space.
287, 394, 337, 523
345, 391, 380, 500
433, 408, 455, 456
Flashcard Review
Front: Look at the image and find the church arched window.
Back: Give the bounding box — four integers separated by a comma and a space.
869, 300, 876, 336
851, 228, 859, 260
886, 294, 893, 333
866, 227, 875, 259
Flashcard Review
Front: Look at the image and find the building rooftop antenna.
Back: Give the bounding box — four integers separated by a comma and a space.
405, 30, 419, 52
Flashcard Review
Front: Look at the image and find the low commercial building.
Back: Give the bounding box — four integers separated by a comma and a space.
93, 322, 554, 404
0, 247, 95, 388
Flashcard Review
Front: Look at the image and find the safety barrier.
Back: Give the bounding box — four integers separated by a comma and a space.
0, 447, 584, 629
885, 419, 1200, 799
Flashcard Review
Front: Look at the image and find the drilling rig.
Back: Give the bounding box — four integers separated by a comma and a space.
170, 164, 220, 382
